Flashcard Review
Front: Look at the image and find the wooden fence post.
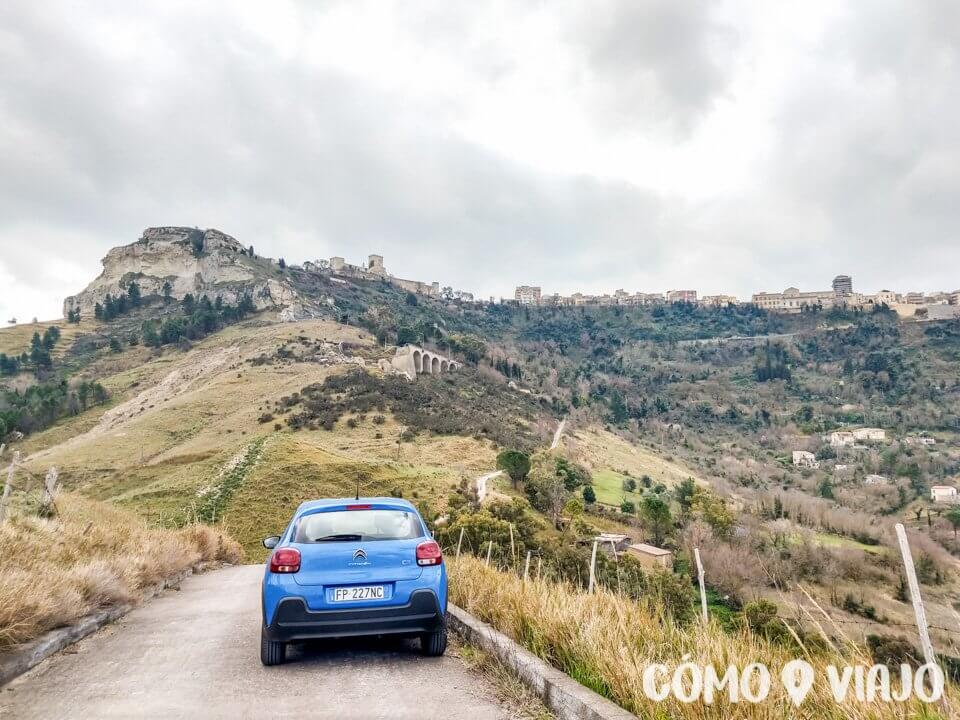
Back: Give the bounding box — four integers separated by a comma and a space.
456, 527, 465, 558
588, 540, 599, 594
0, 451, 19, 523
523, 551, 531, 581
41, 466, 60, 515
485, 539, 493, 566
895, 523, 942, 693
694, 547, 709, 623
509, 523, 515, 564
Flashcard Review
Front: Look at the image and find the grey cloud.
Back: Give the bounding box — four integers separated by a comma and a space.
763, 0, 960, 292
564, 0, 740, 136
1, 0, 959, 324
0, 1, 677, 316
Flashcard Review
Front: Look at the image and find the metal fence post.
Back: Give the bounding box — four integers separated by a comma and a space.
694, 547, 709, 623
895, 523, 942, 696
588, 540, 599, 594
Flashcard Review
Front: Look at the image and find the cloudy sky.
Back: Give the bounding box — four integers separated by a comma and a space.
1, 0, 958, 322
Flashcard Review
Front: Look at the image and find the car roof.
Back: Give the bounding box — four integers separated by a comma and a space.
295, 497, 417, 514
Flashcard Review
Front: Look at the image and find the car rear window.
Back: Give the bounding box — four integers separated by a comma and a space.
293, 509, 424, 543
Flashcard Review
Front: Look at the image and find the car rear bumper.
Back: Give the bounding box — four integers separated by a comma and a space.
263, 589, 444, 642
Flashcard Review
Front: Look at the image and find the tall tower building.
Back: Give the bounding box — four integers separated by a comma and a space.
832, 275, 853, 296
367, 254, 386, 276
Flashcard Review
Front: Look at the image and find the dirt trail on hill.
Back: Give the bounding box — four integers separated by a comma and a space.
23, 345, 240, 466
99, 346, 239, 430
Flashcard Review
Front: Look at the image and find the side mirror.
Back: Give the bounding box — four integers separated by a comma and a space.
262, 536, 281, 549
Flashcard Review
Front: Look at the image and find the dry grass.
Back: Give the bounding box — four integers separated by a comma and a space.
0, 493, 240, 648
567, 426, 703, 490
0, 318, 97, 358
455, 639, 554, 719
448, 555, 956, 719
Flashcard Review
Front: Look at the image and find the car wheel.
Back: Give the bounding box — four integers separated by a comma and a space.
421, 625, 447, 657
260, 629, 286, 666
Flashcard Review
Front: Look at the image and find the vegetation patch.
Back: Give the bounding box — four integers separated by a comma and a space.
447, 556, 959, 718
282, 367, 551, 451
196, 437, 267, 523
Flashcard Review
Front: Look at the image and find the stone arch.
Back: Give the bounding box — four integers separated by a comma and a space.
431, 356, 441, 374
413, 350, 423, 374
422, 352, 433, 374
440, 360, 449, 372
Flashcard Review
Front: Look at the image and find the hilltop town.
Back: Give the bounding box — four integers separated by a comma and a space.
512, 275, 960, 319
3, 224, 952, 330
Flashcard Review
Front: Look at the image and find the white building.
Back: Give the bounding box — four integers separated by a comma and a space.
752, 287, 838, 313
904, 436, 936, 446
701, 294, 738, 307
931, 486, 958, 504
864, 474, 889, 485
514, 286, 542, 306
853, 428, 887, 442
829, 431, 856, 448
666, 290, 698, 303
792, 451, 819, 469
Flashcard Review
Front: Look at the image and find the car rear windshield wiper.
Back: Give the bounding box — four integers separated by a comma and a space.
312, 534, 363, 542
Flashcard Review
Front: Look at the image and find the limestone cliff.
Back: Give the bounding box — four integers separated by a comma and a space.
63, 227, 299, 317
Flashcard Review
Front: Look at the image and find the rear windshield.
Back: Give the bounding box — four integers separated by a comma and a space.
293, 509, 424, 543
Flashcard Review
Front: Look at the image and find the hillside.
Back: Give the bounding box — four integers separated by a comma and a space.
3, 231, 960, 703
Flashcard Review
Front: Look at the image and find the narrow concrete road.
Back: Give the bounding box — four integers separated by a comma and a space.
475, 470, 502, 504
0, 565, 513, 720
550, 418, 566, 450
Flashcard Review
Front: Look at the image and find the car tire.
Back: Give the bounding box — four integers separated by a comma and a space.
260, 629, 286, 666
421, 624, 447, 657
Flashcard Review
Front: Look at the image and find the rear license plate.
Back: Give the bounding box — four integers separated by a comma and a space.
332, 585, 385, 602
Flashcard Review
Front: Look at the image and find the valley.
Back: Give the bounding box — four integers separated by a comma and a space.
2, 234, 960, 716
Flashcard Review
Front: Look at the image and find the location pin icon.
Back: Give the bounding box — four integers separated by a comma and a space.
781, 660, 815, 707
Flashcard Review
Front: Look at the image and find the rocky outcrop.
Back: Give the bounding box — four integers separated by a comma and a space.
63, 227, 299, 317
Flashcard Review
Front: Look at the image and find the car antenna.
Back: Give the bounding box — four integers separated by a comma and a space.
355, 473, 360, 501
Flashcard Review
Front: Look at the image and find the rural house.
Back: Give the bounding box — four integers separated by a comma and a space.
828, 431, 855, 448
792, 451, 819, 469
931, 485, 958, 504
853, 428, 887, 442
627, 543, 674, 570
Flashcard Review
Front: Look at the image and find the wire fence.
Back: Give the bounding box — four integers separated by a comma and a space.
437, 520, 960, 668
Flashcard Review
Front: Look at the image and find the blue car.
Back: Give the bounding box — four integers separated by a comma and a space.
260, 497, 447, 665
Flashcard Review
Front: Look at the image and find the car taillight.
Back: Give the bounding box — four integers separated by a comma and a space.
269, 547, 301, 573
416, 540, 443, 566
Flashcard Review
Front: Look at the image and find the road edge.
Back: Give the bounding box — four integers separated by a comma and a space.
447, 604, 637, 720
0, 562, 220, 687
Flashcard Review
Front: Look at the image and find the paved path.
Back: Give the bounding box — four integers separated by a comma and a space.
550, 418, 566, 450
0, 565, 512, 720
475, 470, 502, 504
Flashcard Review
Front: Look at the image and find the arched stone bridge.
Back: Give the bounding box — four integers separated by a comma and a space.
389, 345, 460, 380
